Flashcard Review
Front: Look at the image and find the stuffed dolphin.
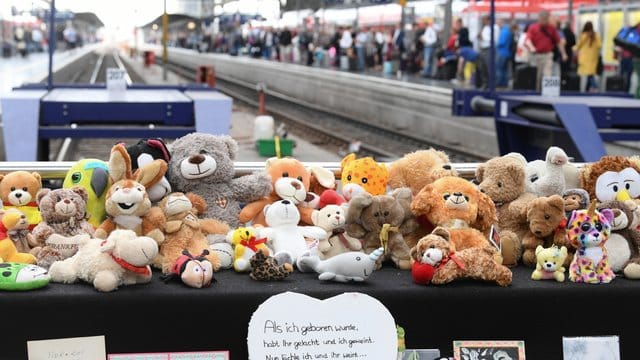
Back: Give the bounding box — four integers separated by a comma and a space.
297, 247, 383, 282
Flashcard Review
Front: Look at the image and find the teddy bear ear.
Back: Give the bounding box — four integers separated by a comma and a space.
308, 166, 335, 189
535, 245, 544, 255
185, 192, 206, 215
265, 157, 279, 170
70, 186, 88, 203
36, 188, 51, 205
432, 226, 451, 241
220, 135, 239, 160
31, 172, 42, 184
475, 164, 486, 183
311, 209, 320, 226
548, 195, 565, 212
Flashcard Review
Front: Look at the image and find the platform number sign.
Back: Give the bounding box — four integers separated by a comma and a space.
542, 76, 560, 97
106, 68, 127, 92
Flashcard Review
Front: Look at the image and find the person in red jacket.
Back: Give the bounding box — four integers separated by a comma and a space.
525, 10, 567, 90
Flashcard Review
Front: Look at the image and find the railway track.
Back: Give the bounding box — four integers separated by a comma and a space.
161, 55, 487, 163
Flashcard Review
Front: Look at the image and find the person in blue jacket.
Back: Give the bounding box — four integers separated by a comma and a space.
496, 20, 514, 88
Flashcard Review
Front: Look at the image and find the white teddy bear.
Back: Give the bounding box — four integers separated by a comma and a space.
49, 229, 158, 292
260, 200, 327, 265
311, 204, 362, 260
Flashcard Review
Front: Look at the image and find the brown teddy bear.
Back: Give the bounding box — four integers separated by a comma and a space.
0, 171, 43, 230
155, 192, 229, 274
239, 157, 333, 226
411, 176, 497, 255
410, 227, 512, 287
31, 187, 96, 269
346, 188, 417, 270
580, 155, 640, 203
387, 149, 458, 195
476, 154, 537, 267
522, 195, 570, 267
597, 200, 640, 278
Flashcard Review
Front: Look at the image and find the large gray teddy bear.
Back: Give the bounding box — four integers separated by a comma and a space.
167, 133, 272, 228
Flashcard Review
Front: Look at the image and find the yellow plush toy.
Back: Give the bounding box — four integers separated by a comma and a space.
340, 153, 388, 200
0, 171, 43, 230
227, 227, 269, 272
531, 245, 568, 282
0, 208, 37, 264
63, 159, 110, 228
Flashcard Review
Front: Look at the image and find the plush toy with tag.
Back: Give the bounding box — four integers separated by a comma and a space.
0, 171, 43, 230
63, 159, 110, 228
0, 262, 49, 291
125, 138, 172, 203
0, 209, 37, 264
160, 249, 215, 288
531, 245, 568, 282
226, 226, 269, 272
297, 247, 383, 282
249, 248, 293, 281
340, 153, 388, 201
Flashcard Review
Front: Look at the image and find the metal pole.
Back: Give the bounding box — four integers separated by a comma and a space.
489, 0, 495, 94
47, 0, 56, 90
162, 0, 168, 81
443, 0, 453, 51
568, 0, 573, 28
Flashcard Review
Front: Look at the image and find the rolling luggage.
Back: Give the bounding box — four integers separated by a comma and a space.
606, 75, 625, 92
513, 65, 537, 90
561, 73, 580, 91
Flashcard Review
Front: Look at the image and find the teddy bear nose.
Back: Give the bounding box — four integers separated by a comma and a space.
64, 199, 71, 204
281, 200, 290, 205
535, 230, 542, 235
453, 192, 463, 197
189, 154, 205, 164
15, 193, 22, 198
291, 181, 301, 190
545, 263, 552, 268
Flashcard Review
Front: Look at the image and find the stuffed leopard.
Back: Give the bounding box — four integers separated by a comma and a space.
249, 248, 293, 281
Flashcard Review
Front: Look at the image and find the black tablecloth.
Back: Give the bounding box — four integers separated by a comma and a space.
2, 266, 636, 359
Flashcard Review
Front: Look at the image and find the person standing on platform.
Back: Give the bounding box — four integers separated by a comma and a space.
615, 45, 634, 93
421, 20, 438, 78
496, 20, 513, 88
561, 21, 576, 76
574, 21, 601, 92
261, 27, 274, 60
355, 27, 370, 71
475, 16, 499, 89
279, 27, 293, 63
393, 23, 406, 77
525, 10, 566, 91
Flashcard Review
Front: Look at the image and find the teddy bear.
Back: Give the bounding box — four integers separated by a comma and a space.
125, 138, 172, 203
340, 153, 388, 201
154, 192, 228, 274
346, 187, 417, 270
4, 208, 40, 255
596, 200, 640, 278
63, 159, 111, 228
31, 187, 96, 269
580, 155, 640, 203
387, 149, 458, 195
521, 195, 571, 267
562, 188, 589, 218
249, 248, 293, 281
0, 209, 37, 264
525, 146, 581, 196
226, 226, 269, 272
476, 153, 538, 267
531, 245, 568, 282
94, 144, 167, 244
167, 133, 272, 228
239, 157, 332, 226
567, 202, 616, 284
311, 204, 362, 260
260, 200, 327, 264
409, 227, 512, 287
49, 229, 159, 292
0, 171, 43, 230
411, 176, 497, 255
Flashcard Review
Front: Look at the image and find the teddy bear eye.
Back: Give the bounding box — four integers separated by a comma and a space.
282, 172, 289, 177
336, 210, 340, 214
374, 212, 380, 217
361, 177, 368, 184
327, 214, 331, 217
544, 214, 550, 220
595, 222, 603, 231
497, 182, 503, 188
347, 175, 352, 181
10, 187, 15, 191
464, 196, 469, 201
297, 176, 303, 181
383, 211, 389, 216
580, 222, 591, 232
443, 193, 450, 200
22, 187, 27, 192
199, 149, 208, 155
137, 187, 143, 192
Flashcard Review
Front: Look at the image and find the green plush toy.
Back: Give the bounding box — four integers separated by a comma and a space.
0, 262, 50, 291
63, 159, 110, 228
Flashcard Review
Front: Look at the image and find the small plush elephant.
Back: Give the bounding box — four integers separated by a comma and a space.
345, 188, 418, 270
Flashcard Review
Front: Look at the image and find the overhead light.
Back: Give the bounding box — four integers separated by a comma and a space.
187, 21, 196, 30
152, 24, 159, 30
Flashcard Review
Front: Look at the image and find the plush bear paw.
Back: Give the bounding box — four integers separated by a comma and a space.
624, 263, 640, 279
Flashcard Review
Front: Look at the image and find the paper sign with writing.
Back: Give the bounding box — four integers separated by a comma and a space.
108, 351, 229, 360
541, 76, 560, 97
106, 68, 127, 92
27, 335, 106, 360
248, 292, 397, 360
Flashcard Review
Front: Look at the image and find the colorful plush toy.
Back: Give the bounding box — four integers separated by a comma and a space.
476, 153, 537, 267
32, 187, 96, 269
226, 226, 269, 272
238, 157, 327, 226
0, 209, 37, 264
580, 155, 640, 203
249, 248, 293, 281
567, 202, 615, 284
167, 133, 272, 228
154, 192, 227, 274
125, 138, 172, 203
597, 200, 640, 278
63, 159, 110, 228
311, 204, 362, 260
411, 176, 497, 255
340, 153, 388, 200
562, 188, 590, 218
522, 195, 570, 267
0, 171, 43, 230
387, 149, 458, 195
0, 263, 49, 291
531, 245, 568, 282
297, 247, 383, 282
94, 144, 167, 244
410, 227, 512, 287
4, 208, 39, 255
346, 188, 417, 270
49, 230, 159, 292
160, 249, 215, 288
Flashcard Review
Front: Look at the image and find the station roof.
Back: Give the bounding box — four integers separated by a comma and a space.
73, 12, 104, 28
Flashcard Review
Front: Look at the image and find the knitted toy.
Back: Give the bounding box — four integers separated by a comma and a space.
125, 138, 172, 203
32, 187, 96, 269
567, 202, 615, 284
297, 247, 383, 282
0, 263, 49, 291
249, 248, 293, 281
521, 195, 571, 267
531, 245, 568, 282
226, 226, 269, 272
0, 209, 37, 264
410, 227, 512, 287
160, 249, 215, 288
340, 153, 388, 201
580, 155, 640, 203
0, 171, 43, 230
597, 200, 640, 278
167, 133, 272, 228
346, 188, 417, 270
63, 159, 110, 228
49, 230, 159, 292
387, 149, 458, 195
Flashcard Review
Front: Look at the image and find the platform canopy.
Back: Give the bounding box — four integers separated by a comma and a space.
464, 0, 599, 13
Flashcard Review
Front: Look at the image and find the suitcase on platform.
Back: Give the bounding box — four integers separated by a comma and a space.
606, 75, 625, 92
513, 65, 537, 90
561, 73, 580, 91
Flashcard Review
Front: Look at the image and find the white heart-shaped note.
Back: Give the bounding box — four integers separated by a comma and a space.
248, 292, 397, 360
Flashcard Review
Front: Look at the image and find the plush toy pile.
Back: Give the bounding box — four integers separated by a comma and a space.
6, 134, 640, 293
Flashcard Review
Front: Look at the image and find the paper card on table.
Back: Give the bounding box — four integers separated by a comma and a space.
27, 335, 106, 360
563, 336, 620, 360
108, 351, 229, 360
248, 291, 397, 360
